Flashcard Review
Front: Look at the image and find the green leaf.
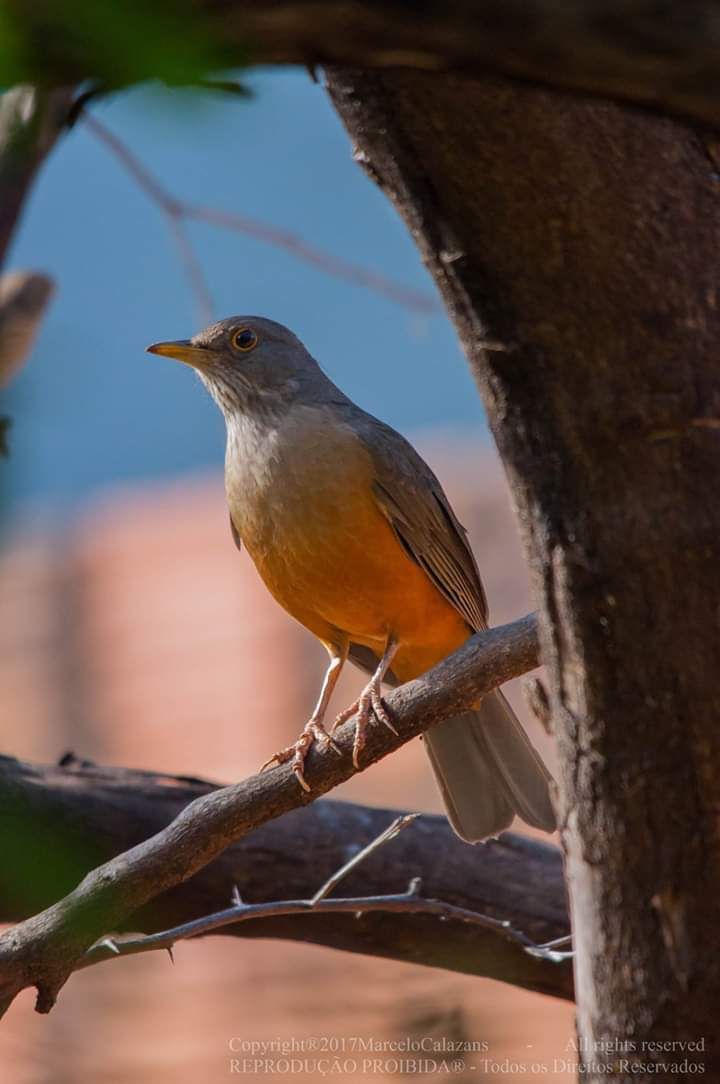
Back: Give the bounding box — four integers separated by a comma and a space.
0, 0, 248, 88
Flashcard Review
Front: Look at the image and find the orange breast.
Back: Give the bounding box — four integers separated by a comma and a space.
227, 405, 471, 678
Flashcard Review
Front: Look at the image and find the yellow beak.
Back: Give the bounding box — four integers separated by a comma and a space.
146, 339, 210, 369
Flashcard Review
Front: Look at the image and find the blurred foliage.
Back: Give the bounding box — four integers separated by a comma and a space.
0, 0, 245, 88
0, 788, 107, 917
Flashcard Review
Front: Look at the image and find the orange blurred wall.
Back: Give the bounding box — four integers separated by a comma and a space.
0, 441, 573, 1083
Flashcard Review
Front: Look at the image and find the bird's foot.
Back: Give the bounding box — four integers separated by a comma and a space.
260, 720, 341, 792
332, 680, 398, 769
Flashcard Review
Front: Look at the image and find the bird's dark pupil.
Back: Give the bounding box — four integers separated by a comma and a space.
237, 330, 253, 346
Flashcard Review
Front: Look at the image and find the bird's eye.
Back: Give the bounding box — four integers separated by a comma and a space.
231, 326, 259, 352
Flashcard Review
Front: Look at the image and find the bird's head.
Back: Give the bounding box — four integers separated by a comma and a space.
147, 315, 325, 417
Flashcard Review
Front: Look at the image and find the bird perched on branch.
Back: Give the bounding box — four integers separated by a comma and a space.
148, 317, 555, 842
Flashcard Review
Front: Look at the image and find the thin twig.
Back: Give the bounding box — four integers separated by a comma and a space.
83, 113, 439, 319
311, 812, 419, 903
82, 893, 573, 969
166, 216, 214, 324
80, 812, 571, 973
183, 204, 439, 313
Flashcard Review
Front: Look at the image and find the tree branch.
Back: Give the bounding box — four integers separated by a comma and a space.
0, 86, 68, 448
0, 86, 73, 266
208, 1, 720, 127
79, 813, 571, 972
7, 5, 720, 127
0, 748, 571, 1005
0, 612, 548, 1016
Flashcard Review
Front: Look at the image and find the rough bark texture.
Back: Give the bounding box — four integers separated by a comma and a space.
327, 69, 720, 1081
0, 755, 571, 999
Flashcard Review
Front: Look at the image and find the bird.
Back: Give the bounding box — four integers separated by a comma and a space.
147, 316, 555, 842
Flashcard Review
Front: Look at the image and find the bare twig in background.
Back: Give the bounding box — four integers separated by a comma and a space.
83, 113, 214, 323
166, 215, 214, 324
84, 113, 439, 321
0, 612, 544, 1017
81, 813, 572, 971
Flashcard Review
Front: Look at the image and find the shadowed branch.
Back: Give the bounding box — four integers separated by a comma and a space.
4, 5, 720, 126
79, 814, 571, 972
0, 613, 567, 1016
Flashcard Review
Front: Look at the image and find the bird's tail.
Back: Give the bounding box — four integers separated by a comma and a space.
423, 689, 556, 842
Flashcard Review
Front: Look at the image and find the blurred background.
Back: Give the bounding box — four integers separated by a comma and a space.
0, 70, 572, 1082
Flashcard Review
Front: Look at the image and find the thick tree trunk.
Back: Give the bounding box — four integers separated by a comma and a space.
327, 69, 720, 1080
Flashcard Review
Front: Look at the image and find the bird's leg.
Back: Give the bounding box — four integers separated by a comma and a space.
261, 648, 346, 792
332, 637, 400, 769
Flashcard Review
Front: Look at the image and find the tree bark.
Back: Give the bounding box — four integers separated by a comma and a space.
0, 614, 546, 1014
326, 68, 720, 1081
0, 86, 68, 449
9, 4, 720, 126
0, 86, 72, 265
212, 1, 720, 126
0, 754, 571, 1000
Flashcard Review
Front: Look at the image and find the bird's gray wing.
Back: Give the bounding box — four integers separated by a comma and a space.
347, 642, 400, 686
339, 406, 488, 633
229, 513, 242, 552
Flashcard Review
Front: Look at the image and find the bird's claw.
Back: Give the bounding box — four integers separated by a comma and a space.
332, 682, 398, 769
260, 720, 341, 792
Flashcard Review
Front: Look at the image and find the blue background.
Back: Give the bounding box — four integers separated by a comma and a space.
2, 69, 487, 516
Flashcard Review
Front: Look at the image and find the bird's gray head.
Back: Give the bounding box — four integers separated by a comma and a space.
147, 315, 329, 418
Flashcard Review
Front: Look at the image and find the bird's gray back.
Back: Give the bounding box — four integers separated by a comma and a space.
329, 401, 489, 631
